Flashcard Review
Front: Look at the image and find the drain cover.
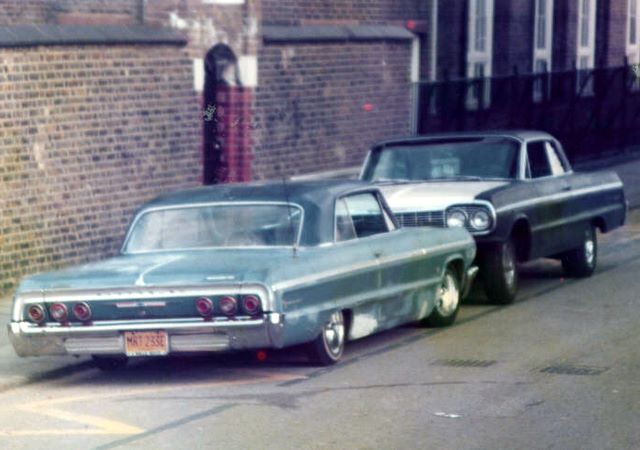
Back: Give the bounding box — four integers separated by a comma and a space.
540, 365, 609, 376
432, 359, 497, 368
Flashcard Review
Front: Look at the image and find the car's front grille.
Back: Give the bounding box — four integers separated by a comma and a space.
395, 211, 445, 228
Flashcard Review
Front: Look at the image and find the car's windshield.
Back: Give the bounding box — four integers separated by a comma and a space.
361, 138, 520, 182
124, 203, 302, 253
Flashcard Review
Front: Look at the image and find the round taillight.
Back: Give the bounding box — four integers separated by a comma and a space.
27, 304, 46, 323
195, 297, 214, 317
219, 296, 237, 316
242, 295, 261, 315
50, 303, 68, 322
73, 302, 92, 321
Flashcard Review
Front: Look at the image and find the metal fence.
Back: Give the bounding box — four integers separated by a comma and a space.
414, 63, 640, 162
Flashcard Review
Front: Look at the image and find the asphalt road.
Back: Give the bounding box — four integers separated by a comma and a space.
0, 212, 638, 450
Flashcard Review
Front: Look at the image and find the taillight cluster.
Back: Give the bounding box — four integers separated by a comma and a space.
26, 302, 92, 324
195, 295, 262, 318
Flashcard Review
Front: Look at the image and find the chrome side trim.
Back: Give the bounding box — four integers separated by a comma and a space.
273, 241, 469, 292
530, 204, 626, 232
495, 182, 624, 213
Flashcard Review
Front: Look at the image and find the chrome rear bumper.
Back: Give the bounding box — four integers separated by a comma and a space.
8, 314, 286, 357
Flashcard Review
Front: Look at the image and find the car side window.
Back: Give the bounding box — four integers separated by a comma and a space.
545, 141, 566, 176
341, 193, 389, 239
526, 141, 552, 178
335, 198, 357, 242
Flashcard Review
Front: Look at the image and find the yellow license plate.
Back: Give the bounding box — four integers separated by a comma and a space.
124, 331, 168, 356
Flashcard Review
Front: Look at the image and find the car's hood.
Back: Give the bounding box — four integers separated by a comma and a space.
17, 249, 299, 293
378, 181, 508, 211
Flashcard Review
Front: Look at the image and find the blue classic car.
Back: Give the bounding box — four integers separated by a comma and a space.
360, 131, 627, 304
9, 180, 477, 368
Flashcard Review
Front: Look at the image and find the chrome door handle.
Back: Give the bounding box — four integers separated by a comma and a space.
374, 251, 383, 258
561, 185, 572, 192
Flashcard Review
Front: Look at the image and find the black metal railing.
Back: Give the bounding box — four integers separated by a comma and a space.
415, 63, 640, 162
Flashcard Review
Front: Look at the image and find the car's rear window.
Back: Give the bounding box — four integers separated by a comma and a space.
362, 138, 520, 181
124, 203, 302, 253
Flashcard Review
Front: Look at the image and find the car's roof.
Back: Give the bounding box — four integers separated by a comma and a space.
143, 179, 369, 209
372, 130, 553, 149
136, 180, 375, 246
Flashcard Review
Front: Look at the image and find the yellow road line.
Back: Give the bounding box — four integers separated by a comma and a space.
2, 370, 305, 437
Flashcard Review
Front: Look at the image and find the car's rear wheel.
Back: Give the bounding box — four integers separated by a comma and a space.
424, 267, 460, 327
480, 239, 518, 304
306, 310, 345, 366
92, 355, 129, 371
561, 224, 598, 278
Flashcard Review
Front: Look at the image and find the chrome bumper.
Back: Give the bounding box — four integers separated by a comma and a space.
8, 314, 286, 357
461, 266, 479, 299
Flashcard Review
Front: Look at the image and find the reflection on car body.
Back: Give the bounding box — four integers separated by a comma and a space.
360, 130, 627, 303
8, 180, 477, 368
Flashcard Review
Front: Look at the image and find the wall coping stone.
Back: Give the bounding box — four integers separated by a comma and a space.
0, 24, 187, 47
263, 25, 414, 43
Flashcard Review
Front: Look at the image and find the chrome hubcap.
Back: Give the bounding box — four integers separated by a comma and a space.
323, 311, 345, 357
436, 273, 459, 316
503, 243, 516, 288
585, 235, 595, 266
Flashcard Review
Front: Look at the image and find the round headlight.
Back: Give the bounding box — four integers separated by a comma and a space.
446, 209, 467, 228
470, 210, 491, 231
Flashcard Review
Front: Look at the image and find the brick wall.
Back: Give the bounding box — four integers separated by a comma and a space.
602, 0, 627, 66
0, 0, 141, 25
262, 0, 423, 25
145, 0, 251, 59
436, 0, 467, 79
0, 45, 200, 292
252, 41, 412, 179
494, 0, 535, 75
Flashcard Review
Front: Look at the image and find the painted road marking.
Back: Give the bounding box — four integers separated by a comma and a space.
0, 370, 305, 437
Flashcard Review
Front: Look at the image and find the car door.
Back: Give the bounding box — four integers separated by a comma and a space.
525, 139, 572, 257
337, 191, 422, 337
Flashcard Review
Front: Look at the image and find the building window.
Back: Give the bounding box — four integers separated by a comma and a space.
533, 0, 554, 102
576, 0, 596, 95
628, 0, 640, 89
467, 0, 494, 109
630, 0, 638, 48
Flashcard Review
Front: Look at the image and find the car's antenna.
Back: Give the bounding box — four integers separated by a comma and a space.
282, 176, 298, 258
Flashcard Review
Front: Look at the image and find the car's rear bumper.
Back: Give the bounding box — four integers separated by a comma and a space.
8, 314, 286, 357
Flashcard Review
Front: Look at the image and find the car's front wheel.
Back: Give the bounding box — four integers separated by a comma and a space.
480, 239, 518, 304
424, 267, 461, 327
562, 224, 598, 277
306, 310, 345, 366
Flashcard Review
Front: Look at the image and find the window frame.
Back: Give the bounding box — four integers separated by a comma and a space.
467, 0, 495, 109
121, 201, 305, 254
524, 139, 572, 180
533, 0, 554, 102
333, 190, 397, 244
576, 0, 597, 96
